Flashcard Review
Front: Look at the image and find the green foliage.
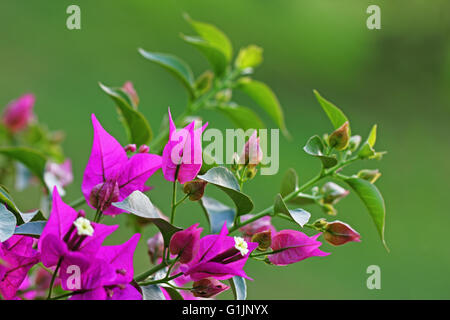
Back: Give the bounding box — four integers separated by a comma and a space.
198, 167, 253, 216
280, 168, 298, 197
303, 135, 338, 168
0, 204, 17, 242
141, 285, 166, 300
273, 194, 311, 227
0, 147, 47, 186
314, 90, 351, 136
216, 103, 264, 130
228, 276, 247, 300
99, 83, 153, 146
199, 196, 236, 234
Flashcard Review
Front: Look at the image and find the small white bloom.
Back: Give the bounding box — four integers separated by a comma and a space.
234, 236, 249, 256
73, 217, 94, 236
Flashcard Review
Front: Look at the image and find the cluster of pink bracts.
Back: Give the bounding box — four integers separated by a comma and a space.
0, 93, 361, 300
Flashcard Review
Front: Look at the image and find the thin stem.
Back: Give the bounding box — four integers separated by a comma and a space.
69, 197, 85, 209
170, 165, 181, 225
134, 259, 174, 282
93, 208, 102, 223
46, 257, 63, 300
49, 291, 75, 300
250, 247, 292, 258
139, 272, 183, 286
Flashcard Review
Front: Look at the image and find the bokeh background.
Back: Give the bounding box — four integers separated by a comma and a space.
1, 0, 450, 299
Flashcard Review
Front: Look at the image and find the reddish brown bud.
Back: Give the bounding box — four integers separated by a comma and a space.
251, 229, 272, 251
328, 121, 350, 150
323, 221, 361, 246
321, 182, 349, 204
191, 278, 229, 298
183, 180, 208, 201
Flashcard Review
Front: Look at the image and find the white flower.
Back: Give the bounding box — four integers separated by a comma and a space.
234, 236, 249, 256
73, 217, 94, 236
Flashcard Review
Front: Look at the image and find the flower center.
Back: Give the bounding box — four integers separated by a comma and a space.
73, 217, 94, 237
234, 236, 249, 256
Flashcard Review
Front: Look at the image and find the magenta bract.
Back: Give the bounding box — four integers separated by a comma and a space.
2, 93, 35, 133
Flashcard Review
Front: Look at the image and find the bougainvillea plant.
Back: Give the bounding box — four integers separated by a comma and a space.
0, 15, 387, 300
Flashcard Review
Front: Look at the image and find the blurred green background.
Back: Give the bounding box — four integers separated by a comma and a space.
1, 0, 450, 299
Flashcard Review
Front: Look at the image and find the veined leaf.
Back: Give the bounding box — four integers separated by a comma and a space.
280, 168, 298, 197
199, 196, 236, 234
237, 78, 288, 137
198, 167, 253, 216
139, 49, 195, 99
343, 177, 388, 250
0, 204, 17, 242
99, 83, 153, 146
113, 191, 182, 246
184, 14, 233, 62
216, 104, 264, 130
303, 135, 338, 169
0, 147, 47, 185
181, 34, 228, 76
273, 194, 310, 227
313, 90, 351, 136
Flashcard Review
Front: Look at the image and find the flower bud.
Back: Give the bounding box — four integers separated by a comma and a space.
192, 278, 229, 298
357, 169, 381, 184
122, 81, 139, 108
245, 166, 257, 180
312, 218, 329, 231
124, 144, 137, 153
147, 232, 164, 264
195, 71, 214, 96
239, 215, 275, 242
89, 180, 120, 211
348, 135, 362, 152
251, 229, 272, 251
239, 131, 263, 167
138, 145, 150, 153
169, 224, 202, 264
215, 89, 232, 103
321, 182, 349, 204
2, 94, 35, 133
322, 203, 337, 216
328, 121, 350, 150
323, 221, 361, 246
235, 45, 263, 70
183, 180, 208, 201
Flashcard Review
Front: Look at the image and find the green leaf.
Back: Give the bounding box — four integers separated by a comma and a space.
184, 14, 233, 61
0, 186, 23, 224
216, 104, 264, 130
113, 191, 182, 246
367, 124, 377, 147
343, 177, 388, 250
181, 34, 228, 76
313, 90, 351, 136
14, 221, 46, 238
303, 135, 338, 169
162, 286, 184, 300
0, 205, 17, 242
141, 285, 166, 300
228, 276, 246, 300
198, 167, 253, 216
286, 193, 318, 206
99, 83, 153, 146
199, 196, 236, 234
280, 168, 298, 197
138, 49, 195, 99
0, 147, 47, 185
273, 194, 310, 227
235, 45, 263, 70
357, 125, 378, 159
237, 78, 288, 136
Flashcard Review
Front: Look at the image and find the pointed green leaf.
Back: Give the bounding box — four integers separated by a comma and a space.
273, 194, 310, 227
280, 168, 298, 197
303, 135, 338, 169
100, 83, 153, 146
181, 34, 228, 76
0, 147, 47, 185
237, 78, 288, 136
199, 196, 236, 234
14, 221, 46, 238
0, 205, 17, 242
367, 124, 377, 147
343, 177, 388, 250
216, 104, 264, 130
198, 167, 253, 216
113, 191, 182, 246
162, 286, 184, 300
0, 186, 23, 224
139, 49, 195, 99
184, 14, 233, 61
313, 90, 351, 136
228, 276, 246, 300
